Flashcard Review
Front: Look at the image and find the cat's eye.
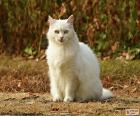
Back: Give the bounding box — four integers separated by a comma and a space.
64, 30, 68, 34
54, 30, 59, 34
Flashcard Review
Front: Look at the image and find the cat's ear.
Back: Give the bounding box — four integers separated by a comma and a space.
67, 15, 74, 25
48, 15, 56, 25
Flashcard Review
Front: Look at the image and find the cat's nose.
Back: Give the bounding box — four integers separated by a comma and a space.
60, 37, 64, 42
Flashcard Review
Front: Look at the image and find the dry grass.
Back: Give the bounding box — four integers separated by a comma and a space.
0, 55, 139, 115
0, 55, 49, 92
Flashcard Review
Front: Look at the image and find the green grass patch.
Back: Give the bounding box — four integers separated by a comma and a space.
101, 60, 140, 80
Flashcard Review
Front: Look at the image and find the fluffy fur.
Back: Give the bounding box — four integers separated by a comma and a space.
46, 15, 113, 102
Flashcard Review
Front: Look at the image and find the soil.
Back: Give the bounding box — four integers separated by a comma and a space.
0, 91, 139, 116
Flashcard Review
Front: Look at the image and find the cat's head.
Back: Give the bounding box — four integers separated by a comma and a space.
47, 15, 75, 45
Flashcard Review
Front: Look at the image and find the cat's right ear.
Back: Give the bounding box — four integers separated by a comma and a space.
67, 15, 74, 25
48, 16, 56, 25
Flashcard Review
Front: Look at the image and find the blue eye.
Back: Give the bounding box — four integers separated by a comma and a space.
64, 30, 68, 34
55, 30, 59, 34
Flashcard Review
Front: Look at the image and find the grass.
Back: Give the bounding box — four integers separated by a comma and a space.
101, 60, 140, 79
0, 55, 139, 94
0, 55, 139, 115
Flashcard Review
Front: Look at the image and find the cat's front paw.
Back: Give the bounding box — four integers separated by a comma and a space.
53, 96, 63, 102
64, 96, 74, 102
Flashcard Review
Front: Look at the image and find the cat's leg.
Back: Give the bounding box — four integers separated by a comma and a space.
64, 84, 75, 102
51, 81, 63, 102
64, 78, 78, 102
50, 74, 63, 102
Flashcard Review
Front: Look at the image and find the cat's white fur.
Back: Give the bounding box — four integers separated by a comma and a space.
46, 15, 113, 102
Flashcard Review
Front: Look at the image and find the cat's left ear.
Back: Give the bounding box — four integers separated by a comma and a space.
48, 15, 56, 25
67, 15, 74, 25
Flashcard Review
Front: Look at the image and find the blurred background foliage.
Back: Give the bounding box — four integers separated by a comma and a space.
0, 0, 140, 59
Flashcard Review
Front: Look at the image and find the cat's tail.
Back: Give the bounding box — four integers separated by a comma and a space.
101, 88, 113, 100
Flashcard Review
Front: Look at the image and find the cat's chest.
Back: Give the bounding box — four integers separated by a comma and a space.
50, 55, 75, 69
47, 47, 76, 68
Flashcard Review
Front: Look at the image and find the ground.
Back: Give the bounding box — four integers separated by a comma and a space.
0, 56, 139, 115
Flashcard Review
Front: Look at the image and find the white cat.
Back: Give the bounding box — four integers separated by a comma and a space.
46, 15, 113, 102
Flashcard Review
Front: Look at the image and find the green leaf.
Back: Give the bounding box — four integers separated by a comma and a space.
100, 14, 108, 23
24, 46, 37, 56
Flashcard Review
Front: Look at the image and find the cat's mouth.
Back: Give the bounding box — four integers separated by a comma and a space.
57, 38, 64, 43
60, 37, 64, 42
